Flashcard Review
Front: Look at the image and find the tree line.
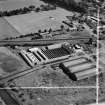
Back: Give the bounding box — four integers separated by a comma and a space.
0, 4, 56, 17
42, 0, 87, 13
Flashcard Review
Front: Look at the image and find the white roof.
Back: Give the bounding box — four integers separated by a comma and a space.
29, 47, 39, 52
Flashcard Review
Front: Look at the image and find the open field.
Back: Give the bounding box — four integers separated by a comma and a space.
0, 18, 20, 40
99, 73, 105, 103
71, 30, 91, 37
0, 0, 45, 11
5, 8, 73, 34
98, 40, 105, 103
13, 65, 96, 87
0, 47, 28, 78
0, 88, 96, 105
11, 88, 96, 105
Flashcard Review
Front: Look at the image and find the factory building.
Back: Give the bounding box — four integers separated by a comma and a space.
20, 50, 35, 67
41, 47, 69, 59
59, 56, 96, 81
20, 43, 72, 67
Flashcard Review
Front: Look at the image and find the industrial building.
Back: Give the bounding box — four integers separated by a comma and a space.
59, 56, 96, 81
20, 42, 72, 67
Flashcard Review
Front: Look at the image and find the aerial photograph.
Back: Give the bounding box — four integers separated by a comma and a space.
0, 0, 104, 105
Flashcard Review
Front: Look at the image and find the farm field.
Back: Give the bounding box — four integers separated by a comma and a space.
0, 18, 20, 40
5, 8, 73, 35
0, 47, 28, 78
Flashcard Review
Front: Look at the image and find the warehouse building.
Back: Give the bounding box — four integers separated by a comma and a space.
20, 43, 72, 67
59, 56, 96, 81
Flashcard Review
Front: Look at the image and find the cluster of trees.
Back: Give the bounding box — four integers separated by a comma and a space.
4, 28, 53, 40
4, 22, 85, 41
0, 5, 35, 17
3, 24, 65, 40
0, 4, 56, 17
4, 32, 42, 40
42, 0, 87, 13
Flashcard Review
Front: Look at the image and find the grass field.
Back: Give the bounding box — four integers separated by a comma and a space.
0, 18, 20, 40
0, 47, 27, 78
5, 8, 73, 35
0, 0, 46, 39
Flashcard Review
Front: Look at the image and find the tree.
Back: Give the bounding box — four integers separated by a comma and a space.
35, 7, 40, 12
49, 28, 52, 33
0, 11, 3, 17
38, 29, 41, 33
66, 28, 70, 32
44, 29, 47, 33
60, 25, 64, 30
88, 38, 93, 45
29, 5, 35, 10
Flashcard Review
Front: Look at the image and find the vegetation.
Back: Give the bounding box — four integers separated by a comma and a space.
0, 4, 56, 17
42, 0, 87, 13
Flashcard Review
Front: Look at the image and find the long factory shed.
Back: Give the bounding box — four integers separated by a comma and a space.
59, 56, 96, 81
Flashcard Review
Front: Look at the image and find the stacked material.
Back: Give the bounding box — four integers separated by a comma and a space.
59, 57, 96, 81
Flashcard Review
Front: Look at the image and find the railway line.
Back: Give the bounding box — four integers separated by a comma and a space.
0, 37, 91, 46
